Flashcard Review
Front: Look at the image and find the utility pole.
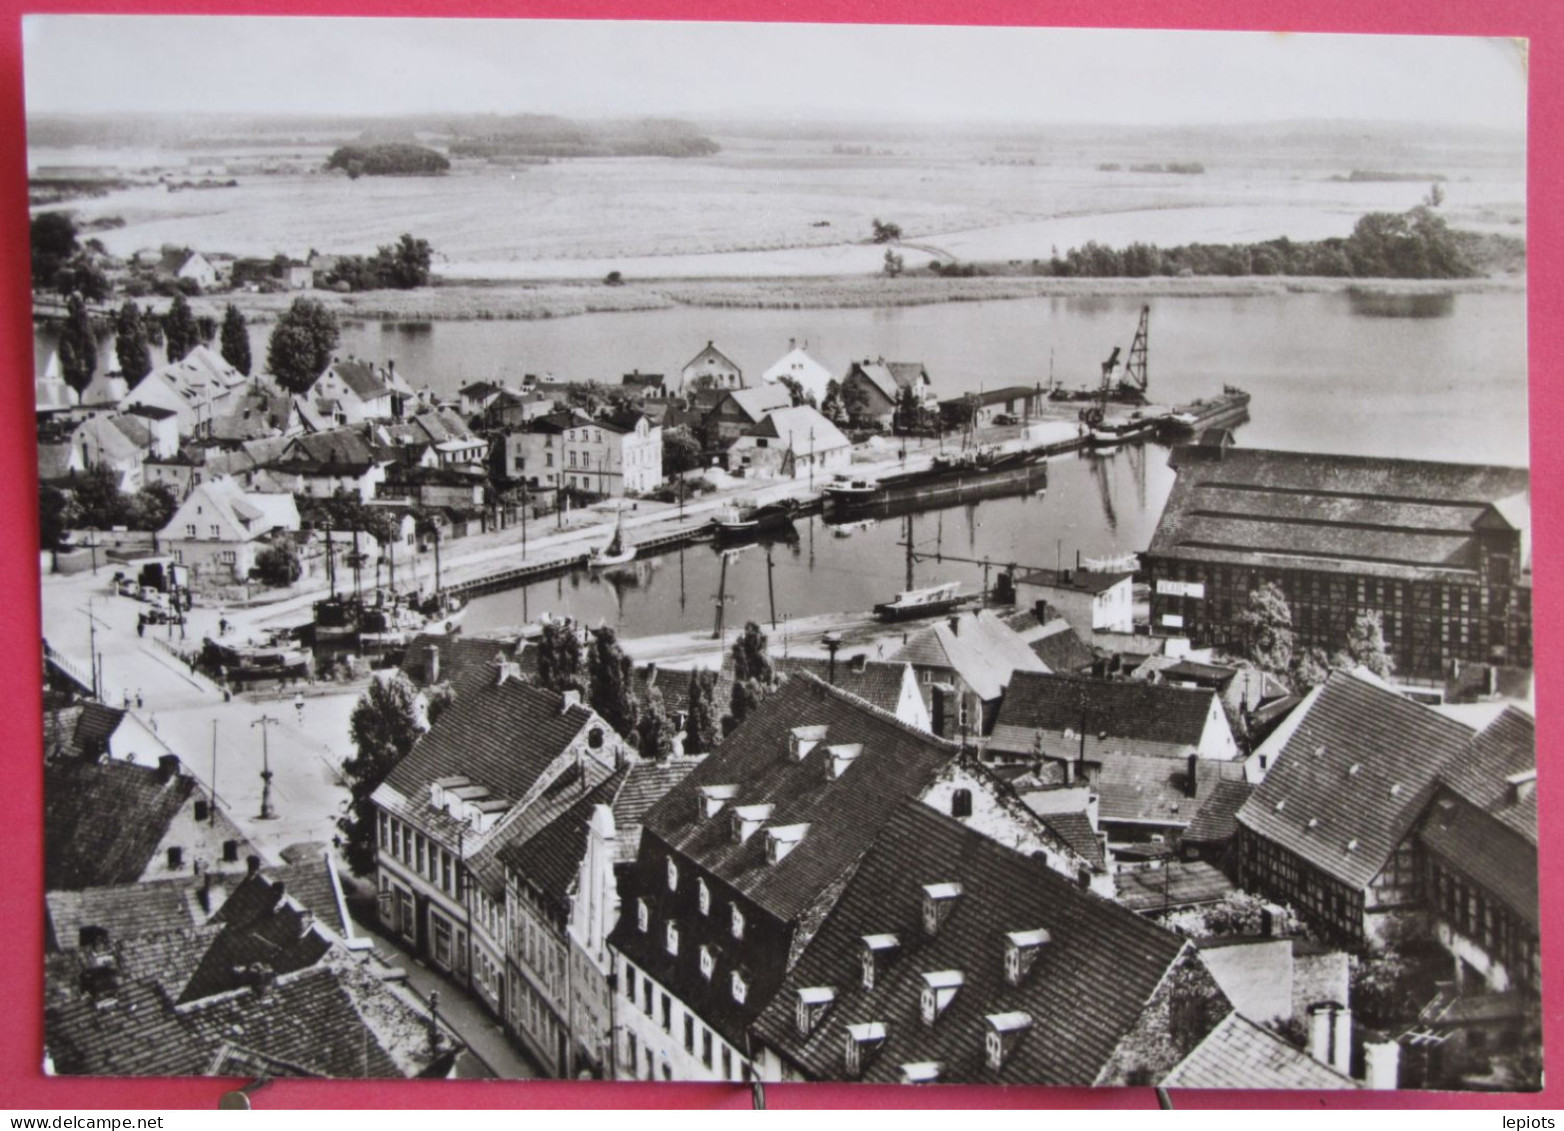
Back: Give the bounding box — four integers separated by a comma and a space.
432, 524, 442, 598
808, 427, 815, 490
712, 549, 731, 644
252, 714, 280, 821
86, 597, 101, 701
765, 544, 777, 629
210, 719, 219, 826
904, 513, 914, 592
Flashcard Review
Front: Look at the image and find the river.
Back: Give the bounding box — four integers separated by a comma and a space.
36, 289, 1529, 640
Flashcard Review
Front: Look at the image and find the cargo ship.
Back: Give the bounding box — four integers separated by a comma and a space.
1159, 386, 1252, 437
824, 448, 1046, 513
874, 580, 969, 621
711, 498, 802, 544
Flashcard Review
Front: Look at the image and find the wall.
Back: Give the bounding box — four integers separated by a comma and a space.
613, 954, 747, 1082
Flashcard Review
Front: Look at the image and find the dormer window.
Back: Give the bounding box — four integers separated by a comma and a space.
730, 803, 773, 844
731, 904, 746, 941
1004, 928, 1050, 986
698, 878, 711, 916
637, 899, 649, 933
698, 783, 739, 822
921, 883, 962, 936
843, 1022, 886, 1078
699, 945, 715, 981
665, 920, 680, 957
824, 744, 863, 781
731, 971, 748, 1005
861, 934, 900, 991
765, 823, 809, 864
901, 1061, 942, 1084
795, 986, 836, 1037
666, 857, 680, 892
920, 970, 964, 1026
789, 724, 829, 761
985, 1011, 1033, 1071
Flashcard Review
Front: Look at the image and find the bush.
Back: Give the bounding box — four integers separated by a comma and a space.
253, 543, 302, 587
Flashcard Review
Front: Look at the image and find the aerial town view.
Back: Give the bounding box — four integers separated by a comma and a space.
25, 19, 1535, 1092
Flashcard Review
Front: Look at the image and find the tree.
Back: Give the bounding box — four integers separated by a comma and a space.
1334, 610, 1396, 680
372, 233, 434, 289
220, 304, 252, 376
1290, 646, 1332, 692
535, 617, 586, 695
662, 426, 703, 476
39, 484, 73, 558
893, 383, 925, 433
162, 292, 199, 363
266, 297, 340, 394
820, 379, 845, 424
31, 212, 79, 285
840, 378, 872, 428
129, 481, 178, 532
684, 668, 719, 755
603, 270, 624, 286
338, 672, 428, 875
636, 681, 675, 762
1425, 181, 1446, 209
253, 543, 302, 587
1233, 582, 1295, 678
777, 375, 816, 409
57, 293, 98, 394
70, 464, 131, 530
587, 625, 641, 740
871, 218, 902, 243
882, 248, 904, 277
425, 681, 457, 727
724, 622, 776, 733
114, 300, 152, 387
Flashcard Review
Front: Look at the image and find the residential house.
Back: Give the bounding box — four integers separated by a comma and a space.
369, 661, 632, 1019
499, 760, 694, 1077
80, 371, 129, 411
621, 371, 669, 400
774, 654, 931, 732
285, 263, 315, 290
485, 389, 555, 431
1234, 671, 1478, 947
505, 409, 662, 497
121, 345, 249, 438
1015, 568, 1136, 635
1144, 442, 1532, 679
119, 406, 180, 460
36, 370, 80, 419
680, 341, 743, 394
703, 385, 792, 448
157, 478, 300, 583
43, 702, 171, 767
987, 671, 1241, 766
157, 249, 218, 290
840, 358, 935, 428
399, 632, 514, 689
1089, 752, 1248, 858
307, 358, 414, 425
760, 341, 832, 405
44, 754, 257, 892
607, 676, 957, 1082
269, 428, 390, 501
729, 406, 851, 481
459, 381, 505, 418
748, 798, 1232, 1084
1000, 606, 1098, 674
48, 414, 146, 491
1162, 1011, 1359, 1090
889, 609, 1047, 738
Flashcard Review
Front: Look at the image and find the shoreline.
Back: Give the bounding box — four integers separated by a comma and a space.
148, 272, 1525, 326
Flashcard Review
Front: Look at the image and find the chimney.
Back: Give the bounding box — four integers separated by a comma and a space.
78, 958, 119, 1001
788, 337, 796, 352
1185, 753, 1199, 799
948, 615, 962, 636
157, 754, 181, 783
1307, 1003, 1352, 1076
1260, 903, 1288, 937
426, 644, 441, 685
560, 688, 581, 711
246, 854, 261, 876
198, 872, 213, 913
271, 879, 287, 906
849, 653, 868, 674
1033, 599, 1051, 623
1364, 1039, 1401, 1090
78, 925, 109, 950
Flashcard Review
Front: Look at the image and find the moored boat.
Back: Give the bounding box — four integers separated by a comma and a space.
712, 498, 800, 542
873, 580, 968, 621
589, 512, 636, 569
827, 448, 1045, 512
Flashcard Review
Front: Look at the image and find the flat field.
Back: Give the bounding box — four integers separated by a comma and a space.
31, 127, 1525, 281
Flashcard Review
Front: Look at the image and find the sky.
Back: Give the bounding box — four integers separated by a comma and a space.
22, 17, 1528, 131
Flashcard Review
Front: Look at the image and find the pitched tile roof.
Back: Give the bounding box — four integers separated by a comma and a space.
1093, 753, 1246, 829
45, 758, 195, 891
1237, 671, 1476, 890
718, 385, 791, 423
46, 879, 208, 953
1183, 779, 1255, 845
325, 359, 393, 401
742, 406, 850, 452
43, 702, 129, 761
1440, 707, 1536, 844
1150, 447, 1531, 582
1032, 810, 1105, 871
398, 632, 511, 688
1027, 623, 1098, 674
1419, 793, 1538, 929
179, 876, 332, 1003
379, 664, 601, 813
774, 655, 914, 718
1162, 1011, 1358, 1089
1114, 860, 1238, 913
750, 800, 1196, 1084
1017, 568, 1133, 595
610, 760, 698, 863
890, 609, 1045, 701
499, 769, 628, 917
682, 341, 740, 374
992, 672, 1218, 756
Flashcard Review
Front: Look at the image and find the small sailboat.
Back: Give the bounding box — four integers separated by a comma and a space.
831, 518, 879, 538
589, 512, 636, 570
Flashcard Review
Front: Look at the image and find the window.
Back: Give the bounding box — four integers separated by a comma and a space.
731, 972, 748, 1004
702, 1028, 714, 1069
624, 967, 636, 1001
219, 550, 236, 564
722, 1046, 733, 1080
643, 977, 653, 1015
637, 899, 649, 933
378, 812, 389, 848
546, 453, 554, 468
731, 905, 745, 940
684, 1014, 695, 1054
698, 878, 710, 915
699, 946, 715, 980
665, 920, 680, 956
186, 524, 196, 538
660, 993, 671, 1033
627, 1032, 639, 1076
667, 857, 679, 892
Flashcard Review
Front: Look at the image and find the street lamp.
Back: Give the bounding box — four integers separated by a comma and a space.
251, 714, 280, 820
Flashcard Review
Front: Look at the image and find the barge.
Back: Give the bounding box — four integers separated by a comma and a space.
712, 498, 801, 543
825, 448, 1046, 513
874, 580, 968, 621
1160, 386, 1252, 437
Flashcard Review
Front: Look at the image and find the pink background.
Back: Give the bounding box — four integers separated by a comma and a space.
0, 0, 1555, 1110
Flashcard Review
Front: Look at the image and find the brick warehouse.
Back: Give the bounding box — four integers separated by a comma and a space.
1143, 442, 1531, 681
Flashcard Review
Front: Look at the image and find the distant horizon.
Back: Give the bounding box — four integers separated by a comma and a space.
23, 18, 1527, 133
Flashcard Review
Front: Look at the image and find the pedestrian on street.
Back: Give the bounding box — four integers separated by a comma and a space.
136, 690, 143, 709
